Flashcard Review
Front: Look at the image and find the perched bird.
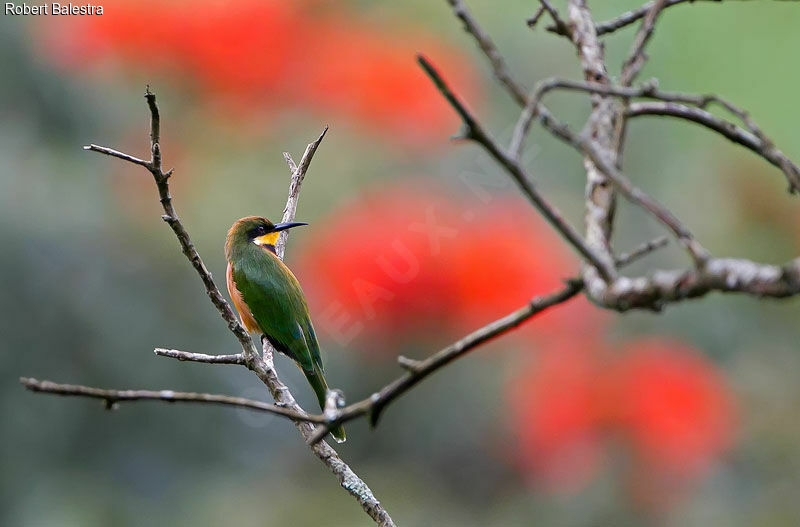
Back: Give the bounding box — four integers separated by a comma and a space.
225, 216, 346, 443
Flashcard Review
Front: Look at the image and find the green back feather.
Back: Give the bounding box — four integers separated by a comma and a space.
232, 243, 321, 372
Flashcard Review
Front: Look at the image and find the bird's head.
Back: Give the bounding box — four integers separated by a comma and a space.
225, 216, 308, 259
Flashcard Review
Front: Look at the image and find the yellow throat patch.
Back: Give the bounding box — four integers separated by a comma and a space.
253, 231, 280, 248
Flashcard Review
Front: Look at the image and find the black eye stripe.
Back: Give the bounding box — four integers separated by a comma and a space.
248, 224, 270, 239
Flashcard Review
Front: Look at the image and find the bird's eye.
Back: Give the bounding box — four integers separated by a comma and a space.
250, 225, 266, 239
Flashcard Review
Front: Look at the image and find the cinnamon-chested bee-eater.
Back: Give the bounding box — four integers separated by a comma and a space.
225, 216, 346, 443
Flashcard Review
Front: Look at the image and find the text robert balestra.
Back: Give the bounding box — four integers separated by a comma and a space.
5, 3, 104, 15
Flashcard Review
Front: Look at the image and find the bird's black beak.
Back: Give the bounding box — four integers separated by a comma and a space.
271, 221, 308, 232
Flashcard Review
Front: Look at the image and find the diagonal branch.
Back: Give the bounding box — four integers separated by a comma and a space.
306, 235, 669, 444
306, 279, 585, 444
445, 0, 528, 106
89, 87, 258, 361
417, 54, 617, 281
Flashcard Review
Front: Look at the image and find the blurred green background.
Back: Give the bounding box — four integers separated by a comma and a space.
2, 1, 800, 525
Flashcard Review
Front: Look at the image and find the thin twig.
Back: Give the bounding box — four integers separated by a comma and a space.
628, 102, 800, 193
539, 0, 572, 37
87, 87, 261, 361
614, 236, 669, 267
83, 145, 150, 167
417, 54, 617, 281
154, 348, 245, 365
445, 0, 528, 106
277, 126, 328, 258
257, 339, 394, 525
20, 378, 320, 420
526, 5, 546, 28
620, 0, 668, 86
593, 0, 800, 36
466, 9, 709, 268
597, 0, 693, 35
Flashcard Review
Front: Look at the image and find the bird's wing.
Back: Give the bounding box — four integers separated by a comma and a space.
232, 250, 321, 372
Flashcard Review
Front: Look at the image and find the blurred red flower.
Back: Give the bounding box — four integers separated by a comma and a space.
34, 0, 479, 145
615, 339, 736, 477
508, 340, 605, 492
509, 337, 737, 495
447, 201, 605, 342
297, 185, 461, 345
295, 183, 604, 351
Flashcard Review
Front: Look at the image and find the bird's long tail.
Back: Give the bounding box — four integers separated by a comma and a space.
304, 363, 347, 443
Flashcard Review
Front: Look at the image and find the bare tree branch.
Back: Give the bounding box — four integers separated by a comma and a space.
253, 341, 394, 526
593, 256, 800, 309
561, 0, 624, 313
597, 0, 693, 35
628, 102, 800, 192
445, 0, 528, 106
20, 377, 324, 421
595, 0, 800, 36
